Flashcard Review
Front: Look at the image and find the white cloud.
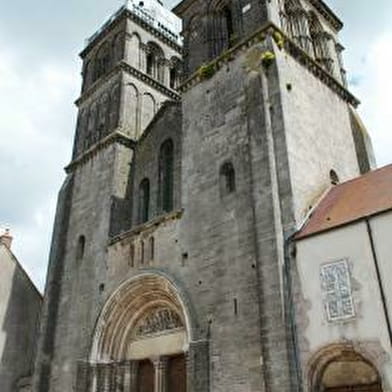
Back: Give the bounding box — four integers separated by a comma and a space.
350, 34, 392, 166
0, 40, 79, 291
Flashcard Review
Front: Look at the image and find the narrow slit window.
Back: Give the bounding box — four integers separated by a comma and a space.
76, 235, 86, 261
220, 162, 236, 195
223, 6, 235, 46
146, 53, 154, 76
139, 178, 150, 224
149, 237, 155, 261
159, 139, 174, 213
170, 68, 177, 89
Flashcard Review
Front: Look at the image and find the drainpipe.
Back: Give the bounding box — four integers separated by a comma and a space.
365, 218, 392, 348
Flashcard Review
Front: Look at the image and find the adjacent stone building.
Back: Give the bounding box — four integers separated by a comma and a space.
0, 231, 42, 392
30, 0, 390, 391
294, 164, 392, 392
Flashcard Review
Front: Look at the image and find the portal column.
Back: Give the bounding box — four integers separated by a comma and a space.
153, 357, 168, 392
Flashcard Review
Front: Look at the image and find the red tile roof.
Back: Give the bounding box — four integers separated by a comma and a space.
296, 164, 392, 239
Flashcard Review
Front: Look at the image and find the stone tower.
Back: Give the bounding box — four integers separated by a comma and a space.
33, 0, 374, 392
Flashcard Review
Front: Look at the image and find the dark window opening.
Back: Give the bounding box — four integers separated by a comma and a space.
223, 6, 235, 46
220, 162, 236, 195
139, 178, 150, 224
130, 244, 135, 267
146, 53, 154, 76
76, 235, 86, 261
149, 237, 154, 261
141, 240, 145, 265
330, 169, 340, 185
170, 68, 177, 89
234, 298, 238, 316
159, 139, 174, 213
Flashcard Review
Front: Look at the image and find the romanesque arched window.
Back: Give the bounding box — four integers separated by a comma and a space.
94, 42, 111, 81
209, 2, 237, 58
139, 178, 150, 224
223, 5, 235, 45
145, 42, 165, 83
185, 14, 204, 74
158, 139, 174, 213
220, 161, 236, 195
169, 57, 181, 89
281, 0, 311, 53
109, 84, 121, 130
82, 60, 93, 92
308, 12, 334, 73
112, 33, 124, 64
98, 93, 109, 138
73, 109, 87, 156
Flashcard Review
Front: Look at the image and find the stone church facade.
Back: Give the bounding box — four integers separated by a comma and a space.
30, 0, 387, 392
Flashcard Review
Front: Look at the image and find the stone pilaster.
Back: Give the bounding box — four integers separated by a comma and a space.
187, 341, 209, 392
76, 362, 89, 392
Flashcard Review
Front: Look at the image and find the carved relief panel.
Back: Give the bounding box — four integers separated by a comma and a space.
320, 259, 355, 322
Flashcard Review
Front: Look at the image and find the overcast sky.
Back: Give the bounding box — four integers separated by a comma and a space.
1, 0, 391, 292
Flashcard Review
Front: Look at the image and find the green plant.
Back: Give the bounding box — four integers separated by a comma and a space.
273, 31, 285, 50
261, 51, 276, 67
258, 32, 267, 42
229, 33, 239, 46
198, 63, 216, 79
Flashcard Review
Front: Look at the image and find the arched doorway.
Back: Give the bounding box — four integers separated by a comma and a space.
81, 274, 191, 392
310, 345, 383, 392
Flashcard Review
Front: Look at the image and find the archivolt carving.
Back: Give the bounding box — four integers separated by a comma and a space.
90, 274, 191, 362
135, 308, 183, 337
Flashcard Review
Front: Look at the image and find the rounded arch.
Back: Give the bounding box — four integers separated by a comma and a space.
112, 32, 125, 63
280, 0, 311, 53
145, 41, 165, 82
109, 83, 121, 130
124, 82, 139, 137
127, 32, 141, 68
140, 92, 156, 133
207, 0, 236, 56
94, 41, 111, 81
309, 344, 383, 392
98, 92, 110, 138
308, 11, 334, 72
90, 272, 194, 362
169, 56, 182, 89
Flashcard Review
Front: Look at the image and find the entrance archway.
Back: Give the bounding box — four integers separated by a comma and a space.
310, 345, 383, 392
81, 274, 191, 392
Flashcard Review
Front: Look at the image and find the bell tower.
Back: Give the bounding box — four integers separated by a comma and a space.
33, 2, 182, 391
73, 0, 182, 159
172, 0, 372, 391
